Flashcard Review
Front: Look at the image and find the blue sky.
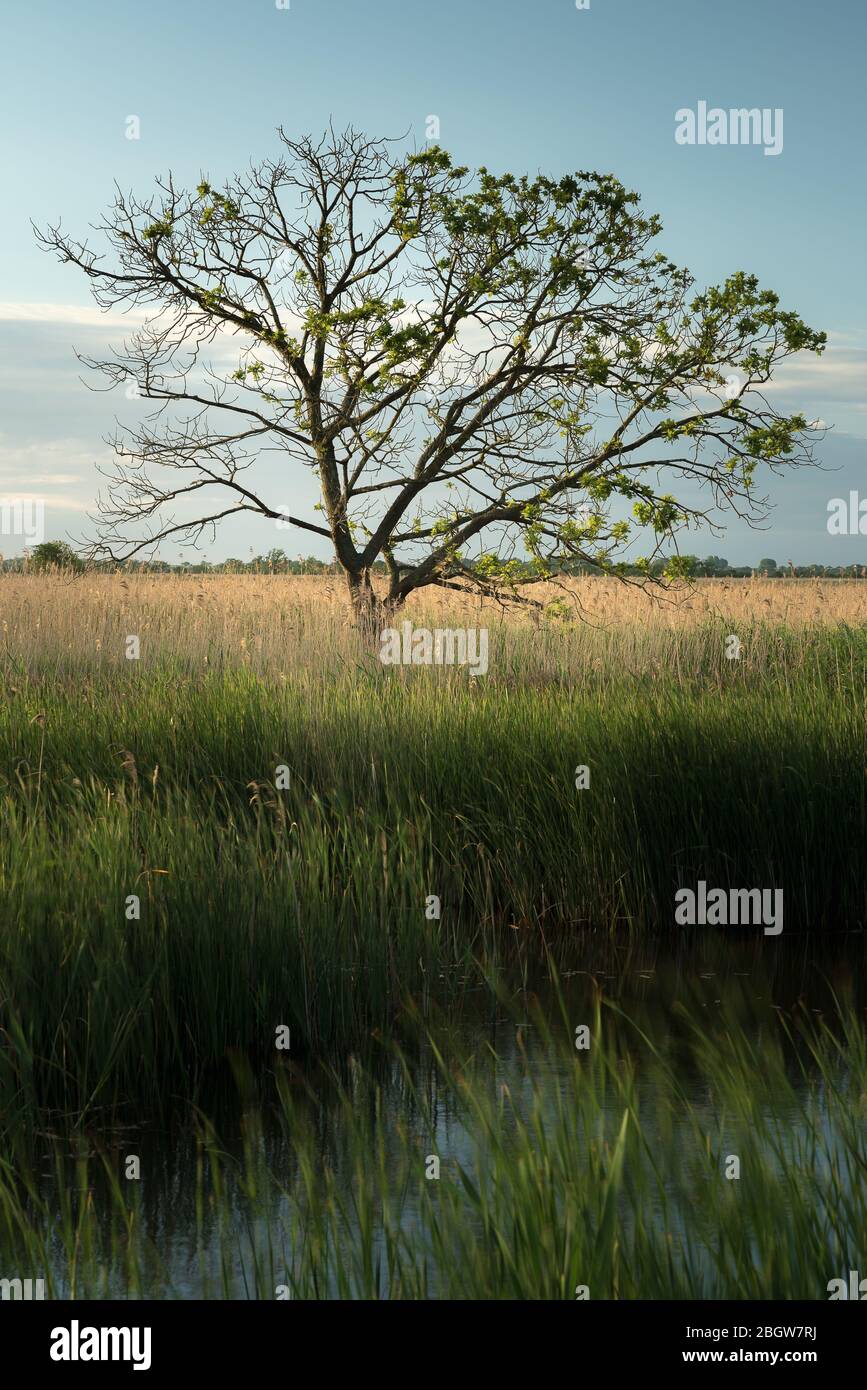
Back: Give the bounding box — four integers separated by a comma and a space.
0, 0, 864, 564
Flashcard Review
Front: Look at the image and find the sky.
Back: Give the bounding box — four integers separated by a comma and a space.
0, 0, 864, 566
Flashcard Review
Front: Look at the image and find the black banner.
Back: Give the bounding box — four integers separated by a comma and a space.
1, 1298, 862, 1375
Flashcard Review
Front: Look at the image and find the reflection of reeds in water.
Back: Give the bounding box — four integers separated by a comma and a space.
1, 990, 864, 1299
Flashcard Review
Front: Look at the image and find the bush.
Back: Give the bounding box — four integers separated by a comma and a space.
28, 541, 83, 573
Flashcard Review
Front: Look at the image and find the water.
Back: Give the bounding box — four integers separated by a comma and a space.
16, 930, 867, 1298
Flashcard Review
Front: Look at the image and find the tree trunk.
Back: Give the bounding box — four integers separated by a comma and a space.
346, 571, 398, 653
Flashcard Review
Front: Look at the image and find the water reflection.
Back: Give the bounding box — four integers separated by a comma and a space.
20, 931, 867, 1297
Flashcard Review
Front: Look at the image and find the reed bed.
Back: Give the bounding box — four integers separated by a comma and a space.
0, 574, 864, 1111
0, 573, 863, 1301
2, 573, 866, 684
0, 991, 864, 1300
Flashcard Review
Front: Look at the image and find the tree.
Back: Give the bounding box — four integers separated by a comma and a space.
28, 541, 83, 573
37, 125, 826, 631
758, 558, 778, 573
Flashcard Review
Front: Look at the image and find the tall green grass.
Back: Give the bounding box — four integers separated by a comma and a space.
0, 992, 864, 1299
0, 621, 864, 1111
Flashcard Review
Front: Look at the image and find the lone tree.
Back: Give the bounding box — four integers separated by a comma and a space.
28, 540, 84, 573
38, 126, 825, 629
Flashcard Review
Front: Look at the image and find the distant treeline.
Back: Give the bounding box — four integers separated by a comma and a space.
3, 542, 865, 580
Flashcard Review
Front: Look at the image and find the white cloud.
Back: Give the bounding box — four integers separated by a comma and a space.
0, 437, 104, 510
0, 302, 150, 328
762, 336, 867, 403
0, 492, 90, 512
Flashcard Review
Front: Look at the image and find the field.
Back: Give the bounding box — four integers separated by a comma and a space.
0, 572, 864, 1298
0, 572, 864, 1104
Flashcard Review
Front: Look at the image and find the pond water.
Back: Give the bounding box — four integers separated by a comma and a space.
21, 930, 867, 1298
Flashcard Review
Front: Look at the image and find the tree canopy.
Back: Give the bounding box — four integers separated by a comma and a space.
37, 125, 826, 622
